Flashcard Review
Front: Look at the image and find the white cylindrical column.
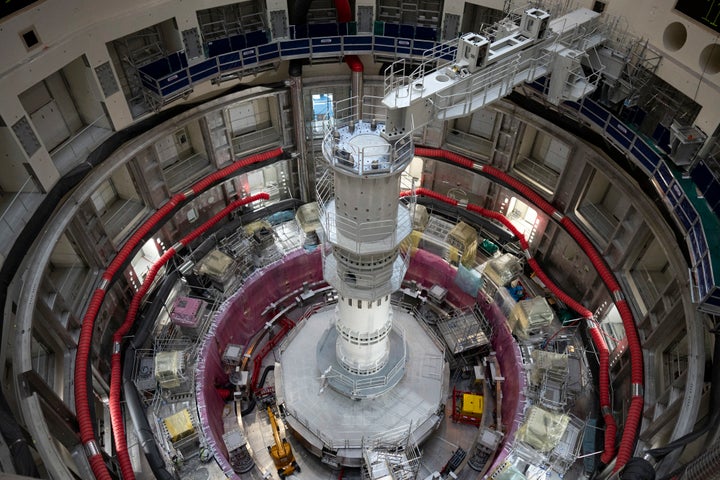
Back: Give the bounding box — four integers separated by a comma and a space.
318, 118, 414, 385
335, 295, 392, 374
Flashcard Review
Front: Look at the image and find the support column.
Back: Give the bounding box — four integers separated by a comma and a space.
288, 69, 312, 202
1, 97, 60, 193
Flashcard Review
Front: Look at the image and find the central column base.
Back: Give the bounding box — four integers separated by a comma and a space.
317, 324, 406, 399
277, 307, 448, 467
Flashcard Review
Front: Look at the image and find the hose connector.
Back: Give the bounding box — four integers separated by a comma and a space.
613, 290, 625, 303
84, 439, 100, 457
113, 342, 122, 354
632, 383, 644, 397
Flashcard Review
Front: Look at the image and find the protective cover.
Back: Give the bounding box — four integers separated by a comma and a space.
509, 297, 554, 339
170, 296, 205, 328
483, 253, 522, 286
455, 263, 483, 297
495, 465, 527, 480
529, 350, 568, 386
516, 406, 569, 453
154, 350, 185, 389
163, 409, 195, 443
195, 249, 235, 282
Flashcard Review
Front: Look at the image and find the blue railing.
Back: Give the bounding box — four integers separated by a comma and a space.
137, 22, 441, 101
529, 79, 720, 312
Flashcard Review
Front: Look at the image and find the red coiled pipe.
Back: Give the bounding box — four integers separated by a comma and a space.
467, 203, 530, 251
614, 299, 644, 471
589, 323, 618, 463
109, 193, 269, 480
414, 186, 458, 206
74, 288, 112, 480
482, 164, 557, 216
109, 248, 175, 480
105, 194, 186, 279
414, 148, 556, 215
74, 148, 281, 479
192, 148, 282, 194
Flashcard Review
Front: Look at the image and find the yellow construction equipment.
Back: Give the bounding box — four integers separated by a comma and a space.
267, 406, 300, 478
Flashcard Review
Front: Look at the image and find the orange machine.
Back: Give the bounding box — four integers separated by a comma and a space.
267, 406, 300, 478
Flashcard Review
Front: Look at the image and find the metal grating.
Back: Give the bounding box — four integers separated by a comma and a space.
182, 28, 203, 60
94, 62, 120, 97
269, 10, 288, 39
12, 116, 41, 157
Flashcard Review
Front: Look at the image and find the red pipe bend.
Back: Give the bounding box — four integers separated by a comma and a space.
74, 288, 113, 479
192, 148, 282, 194
345, 55, 364, 72
334, 0, 351, 22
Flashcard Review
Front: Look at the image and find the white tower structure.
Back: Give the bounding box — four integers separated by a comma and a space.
315, 105, 415, 393
276, 100, 447, 468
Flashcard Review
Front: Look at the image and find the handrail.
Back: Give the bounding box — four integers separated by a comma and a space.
0, 176, 37, 218
50, 115, 110, 159
138, 34, 440, 102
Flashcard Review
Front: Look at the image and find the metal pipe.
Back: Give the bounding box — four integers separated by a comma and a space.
351, 67, 363, 120
681, 443, 720, 480
288, 73, 312, 202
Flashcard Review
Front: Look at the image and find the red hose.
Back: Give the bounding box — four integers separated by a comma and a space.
105, 194, 186, 279
191, 148, 282, 194
414, 147, 474, 169
74, 149, 281, 479
414, 148, 645, 470
74, 288, 112, 480
414, 186, 458, 206
467, 203, 530, 251
589, 324, 617, 463
108, 193, 269, 479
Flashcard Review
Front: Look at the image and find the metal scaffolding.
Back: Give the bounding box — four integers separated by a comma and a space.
362, 426, 422, 480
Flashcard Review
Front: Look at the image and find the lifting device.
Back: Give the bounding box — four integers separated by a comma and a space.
267, 406, 300, 478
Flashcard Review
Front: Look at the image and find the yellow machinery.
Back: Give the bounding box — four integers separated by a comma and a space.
267, 407, 300, 478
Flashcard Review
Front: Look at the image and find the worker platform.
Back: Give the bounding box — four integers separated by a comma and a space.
276, 306, 449, 467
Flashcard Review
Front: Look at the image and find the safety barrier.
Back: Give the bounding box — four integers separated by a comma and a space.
137, 22, 442, 103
